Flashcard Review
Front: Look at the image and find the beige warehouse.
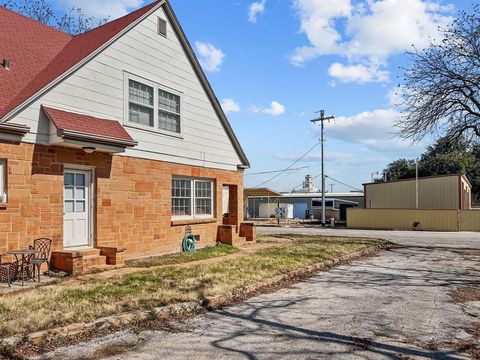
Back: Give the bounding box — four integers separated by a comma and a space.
364, 174, 471, 210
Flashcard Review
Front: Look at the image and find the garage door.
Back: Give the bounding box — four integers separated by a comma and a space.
293, 203, 308, 219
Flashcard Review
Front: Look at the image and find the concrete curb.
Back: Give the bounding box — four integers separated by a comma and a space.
0, 244, 387, 348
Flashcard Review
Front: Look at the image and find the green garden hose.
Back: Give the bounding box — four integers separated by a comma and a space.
182, 233, 196, 252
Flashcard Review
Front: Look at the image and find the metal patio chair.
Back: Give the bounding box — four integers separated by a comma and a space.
30, 238, 52, 282
0, 254, 15, 287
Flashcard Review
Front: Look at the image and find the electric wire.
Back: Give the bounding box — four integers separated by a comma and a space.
325, 175, 363, 192
287, 174, 362, 192
253, 143, 319, 188
245, 166, 310, 176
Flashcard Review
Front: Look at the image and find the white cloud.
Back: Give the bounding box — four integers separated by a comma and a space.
195, 42, 225, 73
290, 0, 351, 67
59, 0, 143, 19
221, 98, 241, 113
291, 0, 453, 82
319, 108, 423, 152
252, 101, 286, 116
248, 0, 267, 23
387, 87, 403, 107
328, 62, 389, 83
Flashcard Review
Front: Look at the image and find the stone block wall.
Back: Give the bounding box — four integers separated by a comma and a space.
0, 142, 245, 262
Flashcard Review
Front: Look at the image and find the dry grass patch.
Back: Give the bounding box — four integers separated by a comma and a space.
126, 244, 240, 268
0, 235, 385, 338
449, 287, 480, 303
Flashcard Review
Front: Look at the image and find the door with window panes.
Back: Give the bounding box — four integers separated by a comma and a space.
63, 169, 91, 248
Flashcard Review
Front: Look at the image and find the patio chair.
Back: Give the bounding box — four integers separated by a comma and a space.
29, 238, 52, 282
15, 253, 36, 285
0, 254, 15, 287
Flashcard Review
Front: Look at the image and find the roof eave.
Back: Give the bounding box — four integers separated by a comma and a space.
0, 122, 30, 135
59, 129, 138, 148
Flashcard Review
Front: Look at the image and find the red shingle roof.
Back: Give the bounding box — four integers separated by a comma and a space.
0, 1, 161, 120
43, 106, 135, 144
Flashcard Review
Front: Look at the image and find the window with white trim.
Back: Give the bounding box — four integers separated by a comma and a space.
127, 75, 181, 134
128, 79, 154, 127
0, 159, 6, 203
172, 178, 214, 218
159, 90, 181, 133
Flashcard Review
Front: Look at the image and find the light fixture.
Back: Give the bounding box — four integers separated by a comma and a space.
82, 146, 96, 154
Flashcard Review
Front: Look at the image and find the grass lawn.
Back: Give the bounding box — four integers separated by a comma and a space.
126, 244, 240, 268
0, 235, 385, 337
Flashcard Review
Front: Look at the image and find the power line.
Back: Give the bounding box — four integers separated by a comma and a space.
325, 175, 363, 192
253, 143, 319, 188
245, 166, 310, 176
287, 174, 362, 193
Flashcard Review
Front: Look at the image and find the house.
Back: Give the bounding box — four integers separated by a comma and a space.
0, 1, 254, 274
364, 174, 471, 210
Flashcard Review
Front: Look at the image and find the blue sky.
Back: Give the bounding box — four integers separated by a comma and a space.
51, 0, 470, 192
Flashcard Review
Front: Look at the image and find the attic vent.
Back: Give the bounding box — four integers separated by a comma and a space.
158, 17, 167, 37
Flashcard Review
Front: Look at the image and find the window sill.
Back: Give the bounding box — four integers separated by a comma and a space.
124, 122, 183, 140
171, 218, 218, 226
0, 203, 7, 209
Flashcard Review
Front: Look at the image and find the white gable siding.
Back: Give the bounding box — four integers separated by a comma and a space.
10, 6, 242, 171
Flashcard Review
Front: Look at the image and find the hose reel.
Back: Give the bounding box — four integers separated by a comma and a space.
182, 225, 196, 252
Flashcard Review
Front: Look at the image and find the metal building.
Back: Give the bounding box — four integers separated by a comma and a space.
364, 174, 471, 210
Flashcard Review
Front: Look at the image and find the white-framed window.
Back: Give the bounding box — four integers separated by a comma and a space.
125, 73, 182, 136
159, 90, 181, 133
128, 79, 154, 127
0, 159, 6, 203
172, 178, 214, 219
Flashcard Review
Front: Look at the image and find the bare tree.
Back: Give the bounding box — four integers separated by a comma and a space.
0, 0, 109, 35
397, 5, 480, 144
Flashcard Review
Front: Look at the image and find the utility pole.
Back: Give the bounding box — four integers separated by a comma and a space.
415, 158, 419, 209
311, 110, 335, 227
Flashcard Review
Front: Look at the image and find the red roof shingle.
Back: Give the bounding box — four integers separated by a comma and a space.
0, 1, 161, 119
43, 106, 135, 144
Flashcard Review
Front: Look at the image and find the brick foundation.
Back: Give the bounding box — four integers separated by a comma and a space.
0, 142, 254, 271
239, 222, 256, 241
97, 246, 125, 266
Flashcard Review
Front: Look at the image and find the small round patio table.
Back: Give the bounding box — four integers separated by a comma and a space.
7, 249, 38, 286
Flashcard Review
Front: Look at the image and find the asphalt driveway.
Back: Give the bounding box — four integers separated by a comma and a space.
37, 228, 480, 360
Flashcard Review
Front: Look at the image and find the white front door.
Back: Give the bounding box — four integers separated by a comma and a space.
63, 169, 91, 248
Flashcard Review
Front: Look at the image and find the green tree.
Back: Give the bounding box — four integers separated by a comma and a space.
1, 0, 108, 35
